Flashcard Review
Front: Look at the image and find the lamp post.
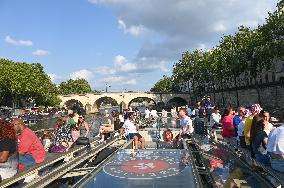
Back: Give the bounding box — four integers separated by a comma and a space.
105, 83, 111, 93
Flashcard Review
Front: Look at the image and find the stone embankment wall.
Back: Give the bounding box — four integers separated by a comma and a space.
202, 84, 284, 114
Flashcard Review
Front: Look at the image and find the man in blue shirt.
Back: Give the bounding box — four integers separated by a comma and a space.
233, 107, 245, 137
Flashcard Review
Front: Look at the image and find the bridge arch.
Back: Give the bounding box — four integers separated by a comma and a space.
94, 97, 119, 111
128, 97, 156, 109
166, 97, 188, 108
64, 99, 83, 110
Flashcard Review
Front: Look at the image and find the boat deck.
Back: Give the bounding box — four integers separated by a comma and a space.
82, 149, 199, 188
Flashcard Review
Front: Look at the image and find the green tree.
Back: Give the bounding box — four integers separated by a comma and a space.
58, 79, 92, 95
150, 75, 173, 92
165, 0, 283, 106
0, 58, 61, 107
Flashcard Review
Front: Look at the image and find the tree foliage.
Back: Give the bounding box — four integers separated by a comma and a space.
150, 75, 174, 92
154, 1, 283, 103
0, 58, 61, 107
58, 79, 92, 95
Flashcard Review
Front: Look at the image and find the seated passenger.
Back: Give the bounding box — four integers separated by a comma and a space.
251, 119, 270, 164
12, 119, 45, 169
0, 120, 18, 181
42, 130, 53, 152
174, 108, 194, 148
267, 113, 284, 172
98, 111, 114, 142
78, 115, 90, 138
53, 119, 73, 148
123, 112, 145, 150
209, 107, 222, 128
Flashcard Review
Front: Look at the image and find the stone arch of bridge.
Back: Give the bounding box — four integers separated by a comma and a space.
128, 97, 157, 109
64, 99, 83, 110
165, 97, 188, 108
93, 96, 119, 112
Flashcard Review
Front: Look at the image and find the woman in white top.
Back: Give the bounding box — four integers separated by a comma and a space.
209, 107, 222, 127
267, 113, 284, 172
122, 112, 145, 150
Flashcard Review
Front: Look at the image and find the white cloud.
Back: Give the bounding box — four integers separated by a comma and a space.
48, 73, 57, 82
118, 19, 145, 36
32, 49, 49, 56
113, 55, 127, 66
4, 36, 33, 46
125, 79, 137, 85
89, 0, 278, 60
70, 69, 93, 81
93, 66, 115, 74
212, 22, 227, 32
100, 76, 137, 86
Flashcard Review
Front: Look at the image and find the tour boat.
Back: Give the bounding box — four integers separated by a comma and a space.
0, 118, 283, 188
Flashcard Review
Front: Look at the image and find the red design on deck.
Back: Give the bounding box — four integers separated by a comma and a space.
121, 160, 170, 174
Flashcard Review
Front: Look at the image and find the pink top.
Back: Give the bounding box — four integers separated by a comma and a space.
222, 115, 235, 138
18, 128, 45, 163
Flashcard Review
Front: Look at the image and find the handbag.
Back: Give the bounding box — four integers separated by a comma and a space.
75, 137, 90, 146
49, 144, 67, 153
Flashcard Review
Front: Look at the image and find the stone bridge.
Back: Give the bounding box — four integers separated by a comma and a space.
59, 92, 190, 113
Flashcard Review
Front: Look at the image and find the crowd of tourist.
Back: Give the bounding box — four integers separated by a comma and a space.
183, 96, 284, 173
0, 110, 91, 181
0, 97, 283, 183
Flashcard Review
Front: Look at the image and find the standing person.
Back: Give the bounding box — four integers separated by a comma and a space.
237, 109, 249, 147
135, 108, 141, 119
171, 106, 178, 127
267, 113, 284, 172
122, 112, 145, 150
78, 115, 90, 138
118, 112, 125, 129
205, 96, 215, 121
144, 107, 150, 120
0, 120, 18, 180
150, 108, 158, 119
161, 108, 168, 125
98, 111, 114, 142
197, 101, 206, 118
12, 119, 45, 169
209, 107, 222, 128
244, 104, 262, 148
186, 105, 192, 117
221, 108, 235, 138
251, 119, 270, 164
233, 107, 246, 137
111, 111, 120, 131
173, 108, 194, 148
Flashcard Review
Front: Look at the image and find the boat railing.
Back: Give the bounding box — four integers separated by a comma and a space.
22, 136, 120, 188
0, 137, 100, 188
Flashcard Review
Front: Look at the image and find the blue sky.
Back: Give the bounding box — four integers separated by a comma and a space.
0, 0, 278, 92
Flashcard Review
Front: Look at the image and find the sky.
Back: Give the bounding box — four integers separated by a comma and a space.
0, 0, 279, 92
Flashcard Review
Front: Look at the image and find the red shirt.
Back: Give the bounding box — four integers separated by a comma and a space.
18, 128, 45, 163
222, 115, 235, 138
